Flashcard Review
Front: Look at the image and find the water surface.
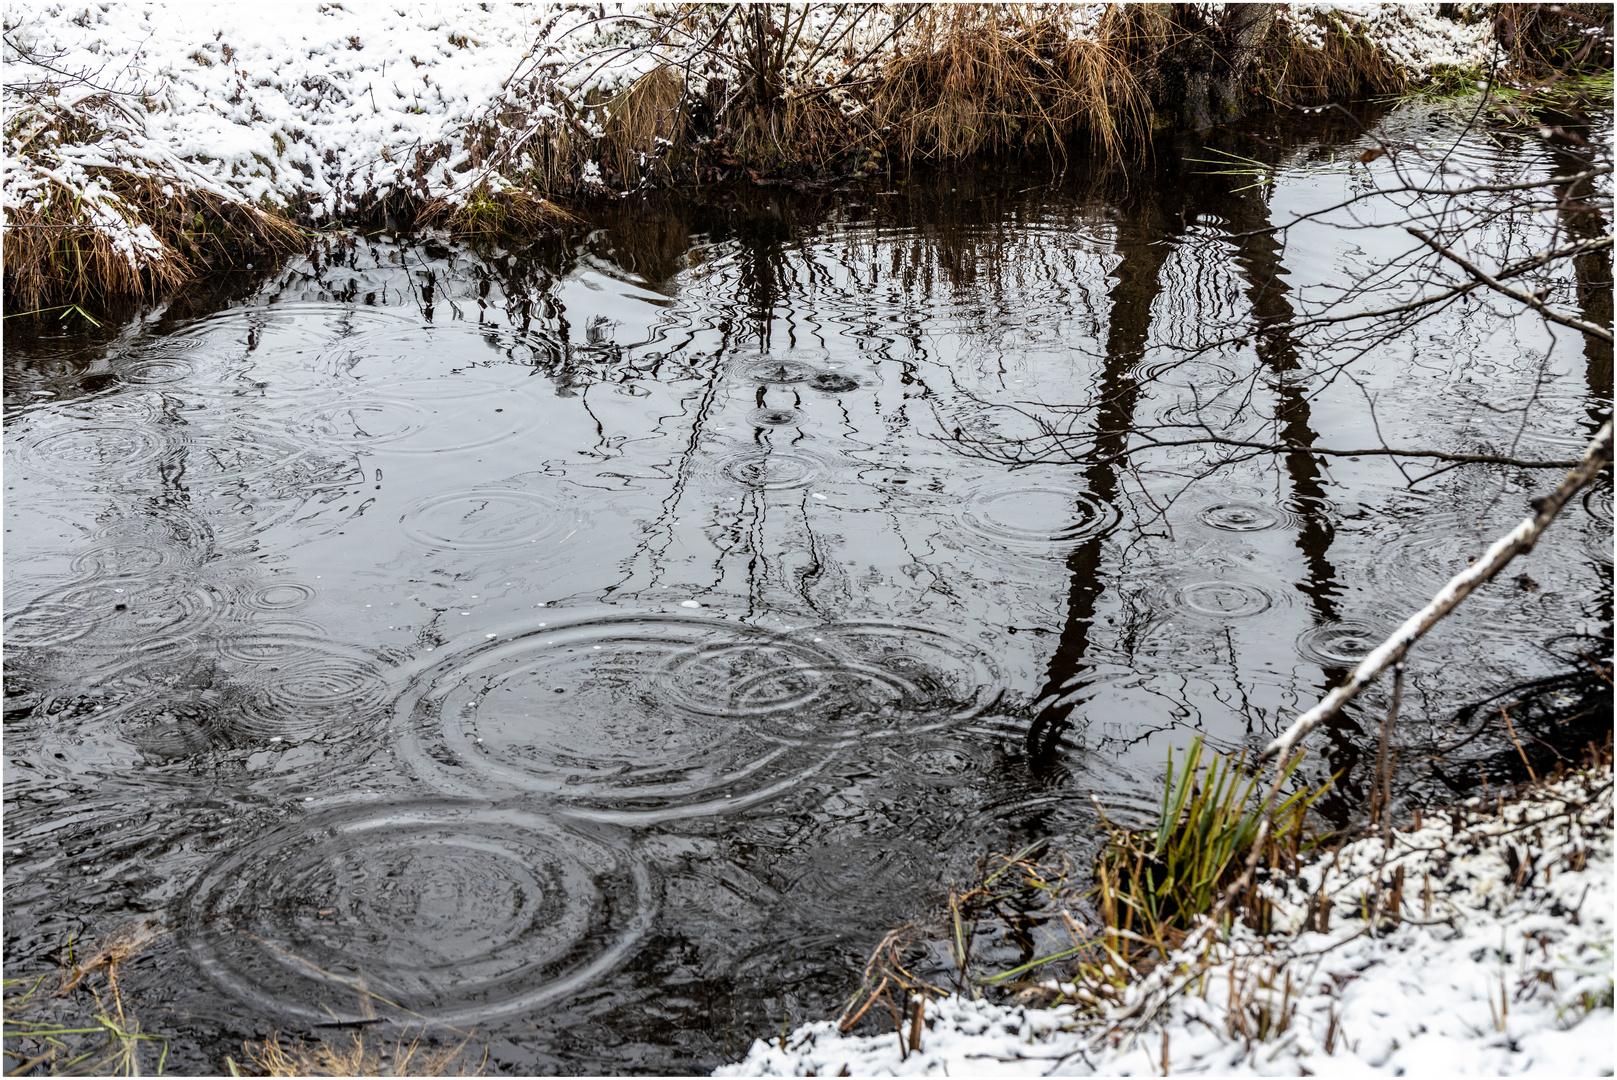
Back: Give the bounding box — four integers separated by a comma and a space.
4, 108, 1611, 1073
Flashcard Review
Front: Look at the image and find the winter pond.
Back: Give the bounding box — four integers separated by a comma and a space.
4, 109, 1611, 1073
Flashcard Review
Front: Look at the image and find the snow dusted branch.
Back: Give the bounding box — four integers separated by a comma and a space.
1258, 419, 1614, 767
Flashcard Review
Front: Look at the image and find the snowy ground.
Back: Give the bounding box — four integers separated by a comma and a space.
4, 3, 1500, 264
718, 768, 1614, 1077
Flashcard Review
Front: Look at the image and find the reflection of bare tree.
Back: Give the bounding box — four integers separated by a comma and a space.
1026, 172, 1181, 771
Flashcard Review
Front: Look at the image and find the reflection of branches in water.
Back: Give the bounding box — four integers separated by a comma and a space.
1422, 650, 1612, 793
913, 83, 1613, 486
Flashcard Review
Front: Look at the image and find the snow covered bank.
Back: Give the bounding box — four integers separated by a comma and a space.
718, 766, 1614, 1076
1, 4, 1519, 256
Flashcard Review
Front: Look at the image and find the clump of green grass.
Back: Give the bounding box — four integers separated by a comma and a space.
1093, 737, 1329, 958
419, 182, 579, 244
840, 738, 1331, 1031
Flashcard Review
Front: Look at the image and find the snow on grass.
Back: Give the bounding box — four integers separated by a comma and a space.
1281, 4, 1500, 76
3, 3, 1505, 217
4, 2, 577, 218
717, 767, 1614, 1076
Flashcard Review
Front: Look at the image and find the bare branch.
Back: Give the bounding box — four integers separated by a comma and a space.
1407, 227, 1615, 344
1259, 421, 1614, 767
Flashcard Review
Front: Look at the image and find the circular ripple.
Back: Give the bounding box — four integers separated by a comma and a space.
4, 577, 225, 655
1135, 358, 1238, 390
118, 356, 193, 386
296, 378, 530, 455
1173, 580, 1276, 619
1585, 486, 1613, 525
400, 615, 829, 808
741, 358, 817, 384
401, 488, 576, 552
18, 424, 167, 476
183, 802, 653, 1025
871, 738, 991, 788
717, 449, 828, 491
1198, 502, 1284, 532
241, 582, 318, 613
808, 372, 860, 393
962, 486, 1118, 547
1297, 620, 1385, 667
213, 635, 393, 742
775, 621, 1005, 739
747, 407, 803, 427
69, 513, 216, 577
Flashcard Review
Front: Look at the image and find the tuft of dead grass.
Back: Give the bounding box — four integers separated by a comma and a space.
873, 4, 1151, 164
602, 65, 685, 188
1253, 12, 1409, 109
239, 1030, 485, 1078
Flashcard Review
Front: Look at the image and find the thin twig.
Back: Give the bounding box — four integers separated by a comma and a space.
1407, 227, 1614, 344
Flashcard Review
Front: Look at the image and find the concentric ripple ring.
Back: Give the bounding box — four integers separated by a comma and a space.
182, 801, 654, 1025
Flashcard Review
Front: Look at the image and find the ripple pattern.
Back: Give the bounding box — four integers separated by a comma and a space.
18, 424, 168, 477
961, 486, 1118, 549
4, 577, 227, 656
183, 802, 652, 1024
1197, 502, 1284, 532
1173, 580, 1277, 619
1296, 620, 1385, 667
118, 356, 194, 386
740, 358, 818, 384
213, 634, 393, 742
713, 448, 835, 490
401, 488, 580, 551
746, 407, 803, 427
401, 615, 820, 806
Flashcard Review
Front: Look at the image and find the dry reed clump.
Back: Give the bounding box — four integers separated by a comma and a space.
602, 64, 686, 189
3, 90, 303, 314
1252, 13, 1409, 109
872, 4, 1151, 164
239, 1031, 485, 1078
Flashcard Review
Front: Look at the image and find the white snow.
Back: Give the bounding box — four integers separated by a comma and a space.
4, 2, 1509, 281
1280, 4, 1500, 76
718, 768, 1614, 1076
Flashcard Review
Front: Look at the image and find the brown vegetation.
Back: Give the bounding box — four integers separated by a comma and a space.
4, 3, 1611, 312
240, 1031, 484, 1078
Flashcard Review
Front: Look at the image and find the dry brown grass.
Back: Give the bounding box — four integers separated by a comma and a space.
3, 176, 304, 313
602, 65, 686, 187
1253, 13, 1409, 109
241, 1031, 485, 1078
873, 4, 1151, 164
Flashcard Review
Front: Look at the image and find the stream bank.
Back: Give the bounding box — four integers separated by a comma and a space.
6, 3, 1608, 311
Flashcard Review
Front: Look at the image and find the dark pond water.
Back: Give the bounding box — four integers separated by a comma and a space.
4, 107, 1611, 1074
